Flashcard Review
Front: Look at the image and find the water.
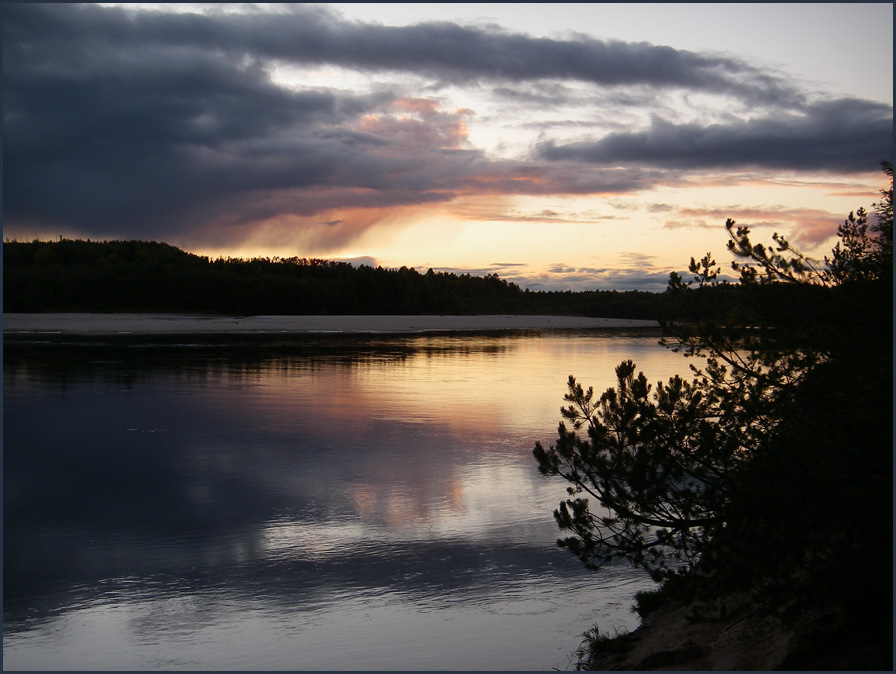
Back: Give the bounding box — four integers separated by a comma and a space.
4, 329, 689, 670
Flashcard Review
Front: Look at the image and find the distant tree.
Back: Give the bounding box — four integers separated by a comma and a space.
534, 163, 893, 652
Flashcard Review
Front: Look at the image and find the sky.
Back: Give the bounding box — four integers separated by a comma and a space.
4, 3, 893, 291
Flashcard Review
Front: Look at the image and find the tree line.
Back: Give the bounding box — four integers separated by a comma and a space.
4, 237, 669, 318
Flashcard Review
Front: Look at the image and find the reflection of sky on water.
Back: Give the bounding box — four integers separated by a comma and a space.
4, 330, 686, 670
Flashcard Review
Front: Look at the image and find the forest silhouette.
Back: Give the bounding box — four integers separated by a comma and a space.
5, 238, 668, 318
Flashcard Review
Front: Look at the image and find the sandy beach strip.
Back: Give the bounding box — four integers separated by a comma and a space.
3, 313, 658, 335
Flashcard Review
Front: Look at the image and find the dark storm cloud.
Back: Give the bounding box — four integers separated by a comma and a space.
4, 8, 407, 237
538, 99, 894, 172
4, 3, 494, 240
4, 3, 801, 103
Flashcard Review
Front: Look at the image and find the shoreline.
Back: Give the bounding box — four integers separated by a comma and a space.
2, 313, 659, 335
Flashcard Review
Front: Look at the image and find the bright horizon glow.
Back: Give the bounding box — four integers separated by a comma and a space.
191, 171, 885, 291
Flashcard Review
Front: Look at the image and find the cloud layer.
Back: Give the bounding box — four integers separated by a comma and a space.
4, 3, 892, 259
538, 100, 892, 172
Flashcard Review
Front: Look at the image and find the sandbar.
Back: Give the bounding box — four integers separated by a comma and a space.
3, 313, 658, 335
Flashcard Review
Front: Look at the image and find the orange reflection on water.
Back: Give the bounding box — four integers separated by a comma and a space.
221, 331, 690, 536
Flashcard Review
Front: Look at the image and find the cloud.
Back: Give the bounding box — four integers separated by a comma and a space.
648, 203, 676, 213
446, 200, 628, 225
339, 256, 378, 268
530, 255, 674, 292
618, 252, 660, 267
432, 257, 675, 292
663, 205, 846, 246
3, 3, 891, 255
526, 266, 673, 293
538, 100, 893, 172
5, 31, 479, 248
6, 4, 802, 102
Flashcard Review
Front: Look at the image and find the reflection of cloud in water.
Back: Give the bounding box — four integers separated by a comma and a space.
349, 481, 466, 530
3, 331, 686, 669
261, 460, 549, 562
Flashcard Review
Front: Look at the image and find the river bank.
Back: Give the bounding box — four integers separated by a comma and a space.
581, 589, 891, 670
2, 313, 658, 335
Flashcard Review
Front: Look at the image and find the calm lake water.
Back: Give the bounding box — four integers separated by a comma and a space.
4, 329, 689, 671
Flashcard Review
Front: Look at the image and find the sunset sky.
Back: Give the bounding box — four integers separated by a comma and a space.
4, 3, 893, 291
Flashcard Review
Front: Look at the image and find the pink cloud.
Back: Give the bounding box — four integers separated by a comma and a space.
356, 97, 475, 152
664, 206, 844, 246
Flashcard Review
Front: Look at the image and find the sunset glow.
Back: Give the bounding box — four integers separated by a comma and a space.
4, 3, 892, 290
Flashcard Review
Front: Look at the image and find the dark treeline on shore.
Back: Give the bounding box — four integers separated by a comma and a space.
4, 238, 671, 318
